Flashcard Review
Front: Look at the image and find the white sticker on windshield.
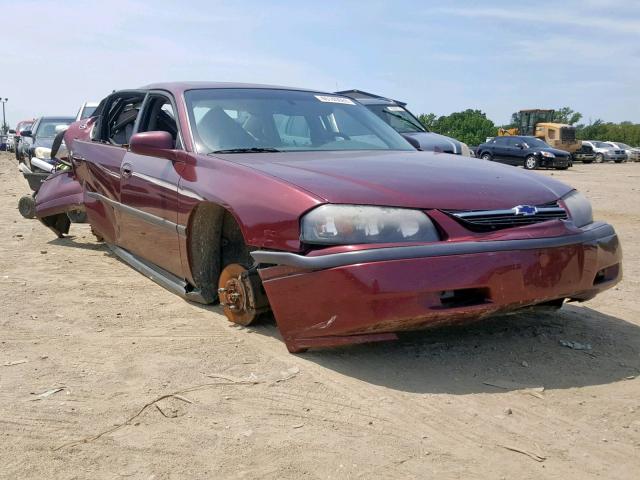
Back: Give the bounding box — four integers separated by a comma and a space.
386, 106, 404, 112
315, 95, 355, 105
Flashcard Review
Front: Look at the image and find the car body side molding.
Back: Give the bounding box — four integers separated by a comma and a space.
87, 191, 187, 234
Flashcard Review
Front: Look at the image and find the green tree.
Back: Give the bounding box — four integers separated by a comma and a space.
417, 113, 437, 131
553, 107, 582, 125
419, 109, 496, 146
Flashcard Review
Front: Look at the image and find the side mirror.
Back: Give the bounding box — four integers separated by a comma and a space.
129, 131, 174, 156
401, 134, 422, 151
21, 130, 32, 137
514, 143, 523, 149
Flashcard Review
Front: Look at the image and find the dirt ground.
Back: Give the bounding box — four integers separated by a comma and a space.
0, 151, 638, 480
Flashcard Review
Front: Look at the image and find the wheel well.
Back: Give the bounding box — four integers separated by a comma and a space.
186, 202, 252, 302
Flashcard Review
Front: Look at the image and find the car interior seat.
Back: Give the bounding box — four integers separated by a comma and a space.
197, 107, 257, 152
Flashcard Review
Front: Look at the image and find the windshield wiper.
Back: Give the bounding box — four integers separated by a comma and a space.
208, 147, 281, 154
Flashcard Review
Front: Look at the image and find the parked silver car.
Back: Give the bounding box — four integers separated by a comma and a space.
604, 141, 640, 162
582, 140, 627, 163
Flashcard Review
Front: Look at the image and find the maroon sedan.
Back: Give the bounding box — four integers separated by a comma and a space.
35, 83, 622, 353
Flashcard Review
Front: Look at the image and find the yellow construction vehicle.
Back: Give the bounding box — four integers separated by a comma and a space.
498, 109, 582, 156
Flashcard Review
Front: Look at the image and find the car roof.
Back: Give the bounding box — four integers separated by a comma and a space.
336, 89, 407, 106
37, 116, 75, 121
140, 81, 333, 96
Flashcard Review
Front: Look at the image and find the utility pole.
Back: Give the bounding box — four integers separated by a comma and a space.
0, 98, 7, 134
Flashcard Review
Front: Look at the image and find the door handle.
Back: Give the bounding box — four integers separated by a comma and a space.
121, 163, 133, 178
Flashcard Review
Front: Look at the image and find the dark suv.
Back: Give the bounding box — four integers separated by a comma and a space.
476, 135, 571, 170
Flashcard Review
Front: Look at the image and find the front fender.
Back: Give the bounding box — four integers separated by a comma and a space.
35, 170, 84, 237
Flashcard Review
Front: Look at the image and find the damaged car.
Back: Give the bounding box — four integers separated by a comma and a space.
35, 82, 622, 353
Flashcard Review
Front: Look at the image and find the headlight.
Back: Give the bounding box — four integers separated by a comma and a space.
562, 190, 593, 227
541, 151, 555, 158
300, 205, 440, 245
34, 147, 52, 159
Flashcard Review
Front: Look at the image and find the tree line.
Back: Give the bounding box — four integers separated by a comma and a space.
417, 108, 640, 147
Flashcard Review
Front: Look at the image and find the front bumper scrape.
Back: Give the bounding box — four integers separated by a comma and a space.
252, 222, 622, 353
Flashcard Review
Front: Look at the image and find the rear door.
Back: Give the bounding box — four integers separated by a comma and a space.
72, 91, 146, 243
118, 92, 184, 277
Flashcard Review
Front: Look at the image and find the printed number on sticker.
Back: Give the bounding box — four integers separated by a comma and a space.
315, 95, 355, 105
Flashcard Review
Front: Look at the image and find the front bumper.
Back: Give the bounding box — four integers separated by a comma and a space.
605, 153, 627, 162
540, 156, 570, 168
253, 222, 621, 352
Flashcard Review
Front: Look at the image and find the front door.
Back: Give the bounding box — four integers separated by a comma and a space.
118, 94, 184, 277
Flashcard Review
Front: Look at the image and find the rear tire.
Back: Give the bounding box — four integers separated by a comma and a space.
480, 152, 492, 161
524, 155, 538, 170
18, 195, 36, 219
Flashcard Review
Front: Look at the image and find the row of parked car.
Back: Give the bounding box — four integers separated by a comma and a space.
4, 102, 98, 161
474, 136, 639, 170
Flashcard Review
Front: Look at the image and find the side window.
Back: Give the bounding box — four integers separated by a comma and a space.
493, 137, 507, 145
138, 96, 179, 148
505, 137, 520, 147
98, 95, 144, 146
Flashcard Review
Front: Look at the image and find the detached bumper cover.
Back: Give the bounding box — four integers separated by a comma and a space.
34, 171, 84, 237
253, 222, 621, 352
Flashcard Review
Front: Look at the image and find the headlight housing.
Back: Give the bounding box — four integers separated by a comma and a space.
562, 190, 593, 227
34, 147, 52, 159
300, 205, 440, 245
541, 151, 555, 158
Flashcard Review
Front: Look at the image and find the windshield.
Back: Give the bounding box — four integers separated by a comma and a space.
80, 106, 97, 119
523, 137, 549, 148
35, 118, 73, 137
613, 142, 630, 149
185, 89, 413, 154
364, 104, 426, 134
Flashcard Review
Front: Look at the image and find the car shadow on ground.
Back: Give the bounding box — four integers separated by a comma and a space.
47, 236, 109, 252
251, 304, 640, 394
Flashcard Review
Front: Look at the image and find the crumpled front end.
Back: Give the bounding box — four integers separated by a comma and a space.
253, 222, 622, 353
35, 171, 84, 237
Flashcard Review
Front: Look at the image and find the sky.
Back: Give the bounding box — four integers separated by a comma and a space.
1, 0, 639, 127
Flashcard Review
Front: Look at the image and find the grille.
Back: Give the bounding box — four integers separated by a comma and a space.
445, 202, 567, 232
560, 127, 576, 142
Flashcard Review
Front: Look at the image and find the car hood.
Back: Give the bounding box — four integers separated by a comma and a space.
218, 150, 574, 210
403, 131, 463, 154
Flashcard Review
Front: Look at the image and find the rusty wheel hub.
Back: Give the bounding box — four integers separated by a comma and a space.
218, 264, 269, 326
